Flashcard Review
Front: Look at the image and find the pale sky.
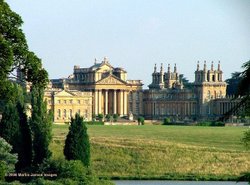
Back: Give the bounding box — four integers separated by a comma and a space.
6, 0, 250, 88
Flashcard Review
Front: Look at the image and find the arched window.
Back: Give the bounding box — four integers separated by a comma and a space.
69, 109, 73, 118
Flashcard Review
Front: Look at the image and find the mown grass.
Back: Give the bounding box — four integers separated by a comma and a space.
50, 124, 250, 180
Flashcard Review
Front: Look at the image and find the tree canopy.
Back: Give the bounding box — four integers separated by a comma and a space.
0, 0, 48, 99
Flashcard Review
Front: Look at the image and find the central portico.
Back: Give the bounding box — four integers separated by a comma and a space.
94, 75, 129, 116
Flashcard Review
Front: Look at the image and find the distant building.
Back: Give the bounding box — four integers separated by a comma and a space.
46, 57, 143, 123
44, 58, 240, 123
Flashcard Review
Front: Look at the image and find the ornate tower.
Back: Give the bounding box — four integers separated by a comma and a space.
194, 61, 227, 118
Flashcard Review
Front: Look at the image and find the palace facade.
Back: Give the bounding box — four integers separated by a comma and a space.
45, 57, 238, 123
45, 57, 143, 122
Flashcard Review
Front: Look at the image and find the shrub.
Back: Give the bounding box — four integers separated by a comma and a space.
113, 114, 118, 122
242, 129, 250, 149
196, 121, 225, 127
105, 114, 111, 121
137, 116, 144, 125
163, 118, 171, 125
97, 114, 104, 122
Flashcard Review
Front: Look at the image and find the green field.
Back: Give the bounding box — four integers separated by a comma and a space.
51, 124, 250, 180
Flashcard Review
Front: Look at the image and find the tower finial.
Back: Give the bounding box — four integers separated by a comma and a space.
160, 63, 163, 73
154, 63, 157, 73
211, 61, 214, 71
218, 60, 221, 71
168, 64, 170, 73
174, 63, 177, 73
94, 58, 97, 64
204, 60, 207, 71
197, 61, 200, 71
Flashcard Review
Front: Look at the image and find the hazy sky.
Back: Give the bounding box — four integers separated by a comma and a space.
6, 0, 250, 87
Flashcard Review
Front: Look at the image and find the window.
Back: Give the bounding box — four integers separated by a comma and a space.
69, 109, 73, 117
207, 90, 211, 99
57, 109, 61, 117
78, 100, 81, 104
48, 100, 51, 104
64, 100, 67, 104
69, 99, 73, 104
57, 100, 61, 104
64, 109, 67, 117
85, 110, 88, 118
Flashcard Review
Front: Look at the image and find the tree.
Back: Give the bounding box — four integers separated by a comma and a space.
0, 102, 20, 149
225, 72, 242, 96
30, 86, 52, 166
0, 137, 17, 181
64, 114, 90, 167
237, 61, 250, 117
242, 129, 250, 150
0, 85, 32, 171
0, 0, 48, 94
179, 74, 193, 89
16, 102, 32, 170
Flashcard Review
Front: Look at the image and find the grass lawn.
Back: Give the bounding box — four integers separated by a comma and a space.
50, 124, 250, 180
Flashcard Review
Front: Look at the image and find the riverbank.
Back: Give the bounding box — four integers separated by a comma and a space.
50, 125, 250, 181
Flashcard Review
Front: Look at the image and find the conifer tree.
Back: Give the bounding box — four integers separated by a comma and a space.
0, 102, 20, 152
64, 114, 90, 167
16, 102, 32, 170
0, 86, 32, 170
30, 86, 52, 166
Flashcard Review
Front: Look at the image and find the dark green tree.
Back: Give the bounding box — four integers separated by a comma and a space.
225, 72, 242, 96
0, 0, 48, 93
237, 61, 250, 117
0, 85, 32, 171
64, 114, 90, 167
16, 102, 32, 170
0, 102, 20, 151
179, 74, 193, 89
30, 86, 52, 166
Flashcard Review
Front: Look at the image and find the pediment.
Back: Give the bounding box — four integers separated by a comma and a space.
54, 90, 75, 97
96, 75, 126, 85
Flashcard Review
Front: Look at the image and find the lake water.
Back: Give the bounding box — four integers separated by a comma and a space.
114, 180, 248, 185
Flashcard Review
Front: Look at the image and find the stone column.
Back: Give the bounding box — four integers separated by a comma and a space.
105, 90, 108, 115
95, 90, 98, 114
113, 90, 117, 114
120, 90, 124, 115
124, 90, 127, 115
98, 90, 102, 114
